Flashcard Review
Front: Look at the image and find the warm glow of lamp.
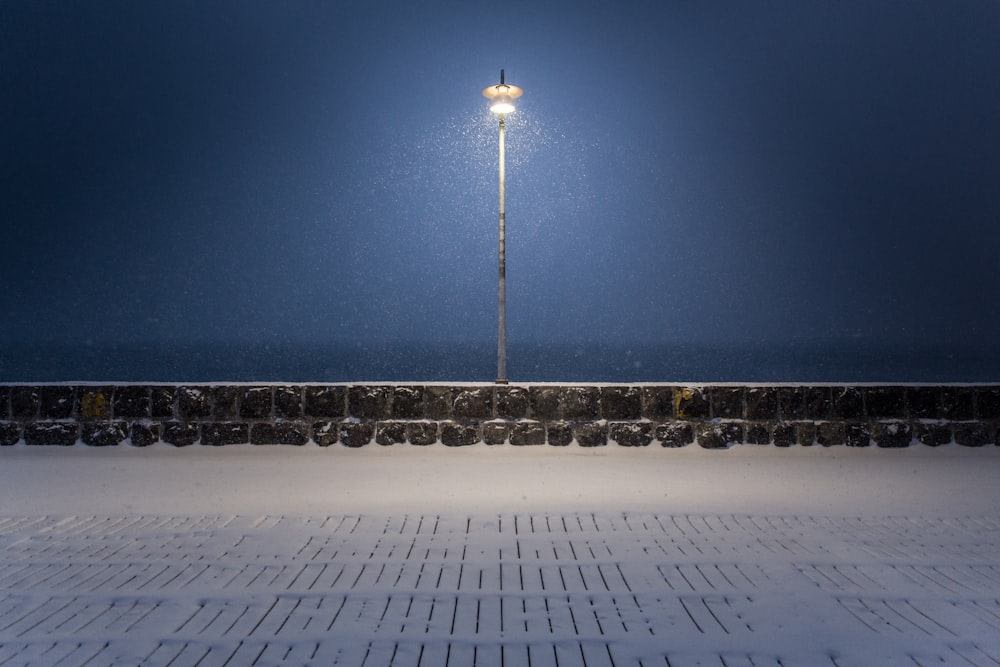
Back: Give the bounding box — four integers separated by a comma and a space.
482, 71, 523, 115
489, 96, 518, 114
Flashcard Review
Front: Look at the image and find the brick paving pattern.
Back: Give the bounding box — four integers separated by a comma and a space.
2, 513, 1000, 666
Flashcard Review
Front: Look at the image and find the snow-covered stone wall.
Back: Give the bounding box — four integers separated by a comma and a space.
0, 384, 997, 448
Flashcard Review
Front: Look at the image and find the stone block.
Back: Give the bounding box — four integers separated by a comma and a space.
177, 387, 212, 420
777, 387, 806, 420
0, 422, 21, 445
744, 388, 777, 420
40, 386, 76, 419
574, 422, 607, 447
675, 387, 709, 420
976, 388, 1000, 419
609, 422, 653, 447
11, 387, 40, 420
941, 387, 975, 421
24, 422, 78, 446
496, 387, 529, 419
348, 386, 391, 420
340, 421, 375, 447
424, 386, 452, 419
406, 422, 438, 446
832, 387, 864, 419
816, 422, 846, 447
79, 387, 113, 420
274, 386, 303, 419
313, 421, 339, 447
392, 386, 424, 419
210, 386, 240, 419
482, 421, 509, 445
907, 387, 940, 419
150, 386, 176, 418
252, 421, 309, 446
655, 422, 694, 448
304, 386, 345, 418
562, 387, 600, 420
845, 423, 871, 447
696, 422, 742, 449
529, 387, 561, 420
201, 422, 250, 446
642, 387, 675, 420
914, 423, 951, 447
376, 421, 408, 446
602, 386, 641, 420
441, 422, 478, 447
547, 421, 573, 446
711, 387, 743, 419
114, 386, 151, 419
162, 421, 198, 447
82, 421, 128, 447
864, 387, 905, 419
241, 387, 273, 419
452, 388, 492, 420
130, 423, 159, 447
0, 387, 9, 419
510, 421, 546, 446
874, 421, 911, 448
796, 422, 817, 446
954, 423, 991, 447
745, 422, 771, 445
772, 423, 796, 447
804, 387, 833, 420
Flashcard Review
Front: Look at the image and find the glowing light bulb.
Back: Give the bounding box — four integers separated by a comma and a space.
489, 98, 516, 114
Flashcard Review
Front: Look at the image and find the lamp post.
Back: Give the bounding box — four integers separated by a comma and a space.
482, 69, 523, 384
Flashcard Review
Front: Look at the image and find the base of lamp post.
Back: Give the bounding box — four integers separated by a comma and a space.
495, 379, 509, 385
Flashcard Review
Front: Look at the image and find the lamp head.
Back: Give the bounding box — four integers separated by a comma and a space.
482, 69, 523, 115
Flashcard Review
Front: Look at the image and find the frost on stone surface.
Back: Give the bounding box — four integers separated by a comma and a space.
609, 421, 653, 447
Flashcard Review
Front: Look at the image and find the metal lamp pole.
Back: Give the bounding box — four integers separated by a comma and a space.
482, 70, 522, 384
497, 112, 507, 384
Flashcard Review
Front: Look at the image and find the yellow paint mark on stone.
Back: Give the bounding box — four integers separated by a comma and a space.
81, 392, 109, 419
673, 388, 690, 419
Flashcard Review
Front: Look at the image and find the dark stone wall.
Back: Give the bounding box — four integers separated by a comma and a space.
0, 384, 998, 448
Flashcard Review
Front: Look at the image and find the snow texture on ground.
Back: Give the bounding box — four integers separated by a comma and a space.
1, 444, 1000, 666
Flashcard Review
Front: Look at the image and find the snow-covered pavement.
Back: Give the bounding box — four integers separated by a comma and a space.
1, 444, 1000, 666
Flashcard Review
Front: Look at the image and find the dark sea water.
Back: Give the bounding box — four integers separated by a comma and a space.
1, 341, 997, 383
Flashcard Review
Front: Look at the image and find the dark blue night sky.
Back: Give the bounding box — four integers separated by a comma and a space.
2, 1, 999, 381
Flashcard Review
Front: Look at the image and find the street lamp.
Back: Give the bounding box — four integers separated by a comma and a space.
482, 69, 523, 384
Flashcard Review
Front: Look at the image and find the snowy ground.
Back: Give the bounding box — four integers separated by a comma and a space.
1, 443, 1000, 666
